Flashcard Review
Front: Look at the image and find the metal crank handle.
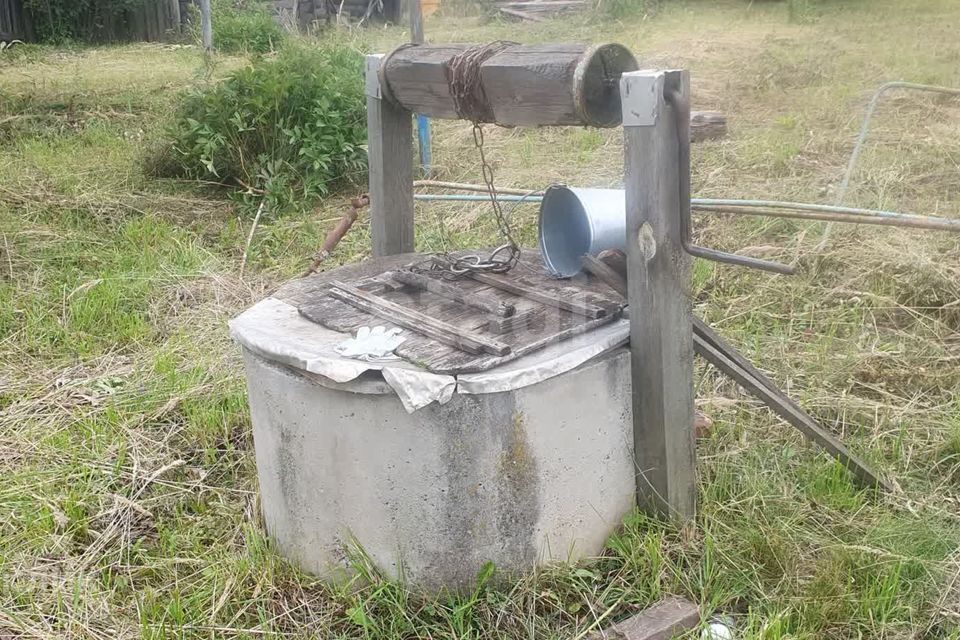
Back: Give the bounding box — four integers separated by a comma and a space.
664, 86, 796, 276
682, 239, 796, 275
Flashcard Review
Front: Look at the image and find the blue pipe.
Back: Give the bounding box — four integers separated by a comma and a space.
416, 114, 432, 175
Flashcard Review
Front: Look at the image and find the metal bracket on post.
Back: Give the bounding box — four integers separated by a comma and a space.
621, 69, 697, 522
366, 54, 415, 257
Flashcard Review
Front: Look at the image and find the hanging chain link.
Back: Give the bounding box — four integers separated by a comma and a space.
414, 42, 521, 279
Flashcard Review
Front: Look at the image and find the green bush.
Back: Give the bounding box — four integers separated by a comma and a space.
154, 42, 367, 212
198, 0, 286, 53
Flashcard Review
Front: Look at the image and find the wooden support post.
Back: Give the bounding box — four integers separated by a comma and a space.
366, 54, 414, 257
621, 69, 697, 521
199, 0, 213, 50
409, 0, 424, 42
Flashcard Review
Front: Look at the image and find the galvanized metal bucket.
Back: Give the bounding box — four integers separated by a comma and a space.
538, 186, 626, 277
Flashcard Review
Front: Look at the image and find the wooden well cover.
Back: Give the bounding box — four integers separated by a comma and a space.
294, 252, 624, 375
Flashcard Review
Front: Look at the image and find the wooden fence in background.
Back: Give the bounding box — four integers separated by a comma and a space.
0, 0, 32, 41
0, 0, 187, 42
276, 0, 403, 29
0, 0, 406, 42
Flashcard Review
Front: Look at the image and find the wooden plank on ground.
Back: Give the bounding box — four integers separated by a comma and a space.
586, 597, 700, 640
499, 6, 548, 20
689, 111, 727, 142
497, 0, 585, 7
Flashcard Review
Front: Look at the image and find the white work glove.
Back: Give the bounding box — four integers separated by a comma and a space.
335, 326, 406, 361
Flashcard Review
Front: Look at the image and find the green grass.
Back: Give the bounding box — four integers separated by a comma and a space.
3, 1, 960, 637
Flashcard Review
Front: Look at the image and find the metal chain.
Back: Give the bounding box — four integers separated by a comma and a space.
470, 121, 521, 269
417, 42, 521, 279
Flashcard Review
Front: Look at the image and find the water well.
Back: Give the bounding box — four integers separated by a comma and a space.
231, 254, 636, 590
232, 43, 711, 590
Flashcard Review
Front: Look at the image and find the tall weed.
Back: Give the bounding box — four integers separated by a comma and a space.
192, 0, 286, 53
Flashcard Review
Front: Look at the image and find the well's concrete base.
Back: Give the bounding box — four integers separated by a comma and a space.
243, 348, 635, 591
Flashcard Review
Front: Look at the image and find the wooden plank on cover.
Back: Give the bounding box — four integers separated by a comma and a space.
581, 254, 627, 296
467, 271, 609, 318
325, 280, 511, 356
293, 251, 621, 374
389, 270, 515, 317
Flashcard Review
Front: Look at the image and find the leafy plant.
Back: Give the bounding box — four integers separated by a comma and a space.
153, 41, 367, 213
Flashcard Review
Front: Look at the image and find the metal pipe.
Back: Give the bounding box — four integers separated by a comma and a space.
819, 81, 960, 251
693, 205, 960, 232
416, 191, 960, 231
837, 81, 960, 206
415, 193, 539, 202
415, 179, 960, 226
413, 180, 540, 196
695, 198, 960, 228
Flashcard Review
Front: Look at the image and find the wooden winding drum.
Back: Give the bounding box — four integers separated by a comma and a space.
378, 42, 639, 127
